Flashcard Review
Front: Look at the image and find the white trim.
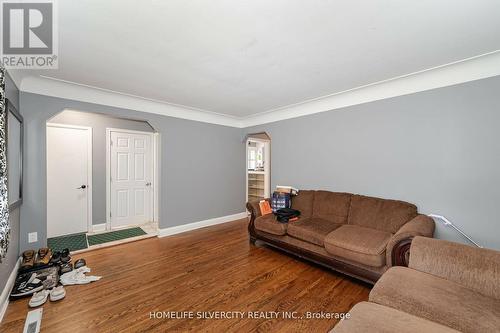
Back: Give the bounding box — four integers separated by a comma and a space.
245, 141, 249, 202
240, 50, 500, 127
46, 123, 93, 234
106, 128, 157, 231
21, 75, 241, 128
19, 50, 500, 128
158, 212, 247, 238
0, 257, 21, 323
153, 132, 160, 223
92, 223, 107, 233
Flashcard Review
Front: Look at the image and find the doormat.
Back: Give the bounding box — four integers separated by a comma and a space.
87, 227, 147, 246
47, 233, 89, 252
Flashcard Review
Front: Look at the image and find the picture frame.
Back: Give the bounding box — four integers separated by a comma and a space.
6, 98, 23, 211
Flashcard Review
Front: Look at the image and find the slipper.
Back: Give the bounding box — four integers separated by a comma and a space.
49, 286, 66, 302
28, 290, 49, 307
74, 258, 86, 269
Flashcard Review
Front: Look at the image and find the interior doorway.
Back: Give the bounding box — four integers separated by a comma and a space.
46, 110, 160, 253
106, 128, 155, 230
47, 123, 93, 238
246, 134, 271, 202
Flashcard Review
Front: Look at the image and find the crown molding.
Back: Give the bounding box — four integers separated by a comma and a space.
240, 50, 500, 127
20, 76, 243, 127
19, 50, 500, 128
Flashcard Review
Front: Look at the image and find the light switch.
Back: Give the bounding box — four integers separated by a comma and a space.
28, 232, 38, 243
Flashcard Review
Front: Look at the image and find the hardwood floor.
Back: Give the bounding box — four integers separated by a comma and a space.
0, 219, 370, 332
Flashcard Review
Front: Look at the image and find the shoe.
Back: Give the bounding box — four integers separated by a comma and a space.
59, 262, 73, 274
60, 248, 71, 263
34, 248, 52, 266
74, 258, 86, 269
29, 290, 49, 307
49, 286, 66, 302
50, 251, 61, 264
11, 273, 44, 297
21, 250, 35, 270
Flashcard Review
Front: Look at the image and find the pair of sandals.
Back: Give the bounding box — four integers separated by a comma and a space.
28, 286, 66, 307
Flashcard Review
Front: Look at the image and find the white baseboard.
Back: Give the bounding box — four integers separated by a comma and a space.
92, 223, 107, 233
0, 257, 21, 323
158, 212, 247, 238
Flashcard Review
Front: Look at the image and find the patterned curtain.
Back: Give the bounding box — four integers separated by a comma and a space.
0, 66, 9, 261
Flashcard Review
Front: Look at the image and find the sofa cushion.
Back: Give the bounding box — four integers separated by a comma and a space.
370, 266, 500, 333
331, 301, 459, 333
324, 225, 392, 267
254, 214, 287, 235
347, 195, 417, 233
287, 218, 342, 246
312, 191, 352, 224
409, 236, 500, 300
291, 190, 315, 218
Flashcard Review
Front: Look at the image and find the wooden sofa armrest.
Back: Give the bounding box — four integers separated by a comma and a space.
386, 214, 435, 267
246, 198, 271, 242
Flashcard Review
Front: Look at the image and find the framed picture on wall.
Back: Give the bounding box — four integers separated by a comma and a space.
6, 99, 23, 210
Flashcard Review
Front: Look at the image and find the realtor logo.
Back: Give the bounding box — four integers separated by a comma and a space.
1, 0, 58, 68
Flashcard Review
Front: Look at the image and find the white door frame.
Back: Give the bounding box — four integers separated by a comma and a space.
106, 128, 159, 230
46, 122, 93, 233
245, 138, 271, 202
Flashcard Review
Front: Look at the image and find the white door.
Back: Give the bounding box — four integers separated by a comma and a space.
47, 124, 92, 237
109, 130, 153, 228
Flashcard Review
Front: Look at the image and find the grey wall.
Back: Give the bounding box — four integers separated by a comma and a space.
49, 110, 154, 225
15, 74, 500, 253
1, 72, 21, 294
246, 76, 500, 250
19, 92, 246, 251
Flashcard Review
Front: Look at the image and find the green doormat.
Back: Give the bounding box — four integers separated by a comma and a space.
48, 233, 89, 252
87, 227, 147, 246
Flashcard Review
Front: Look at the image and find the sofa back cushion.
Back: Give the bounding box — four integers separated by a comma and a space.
410, 236, 500, 300
348, 195, 417, 233
291, 190, 315, 218
312, 191, 352, 224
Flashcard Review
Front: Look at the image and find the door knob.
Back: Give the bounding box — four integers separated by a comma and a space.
146, 182, 152, 186
77, 185, 87, 189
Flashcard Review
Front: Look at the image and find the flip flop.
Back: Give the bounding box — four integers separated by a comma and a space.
49, 286, 66, 302
29, 290, 49, 307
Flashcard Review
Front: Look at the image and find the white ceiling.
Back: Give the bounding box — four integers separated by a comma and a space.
10, 0, 500, 122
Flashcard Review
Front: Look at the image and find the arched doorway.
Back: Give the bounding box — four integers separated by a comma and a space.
245, 133, 271, 202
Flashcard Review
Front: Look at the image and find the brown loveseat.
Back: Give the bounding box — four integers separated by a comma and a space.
332, 236, 500, 333
247, 190, 435, 283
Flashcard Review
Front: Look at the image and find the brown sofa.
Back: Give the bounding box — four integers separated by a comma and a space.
247, 190, 435, 283
332, 236, 500, 333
